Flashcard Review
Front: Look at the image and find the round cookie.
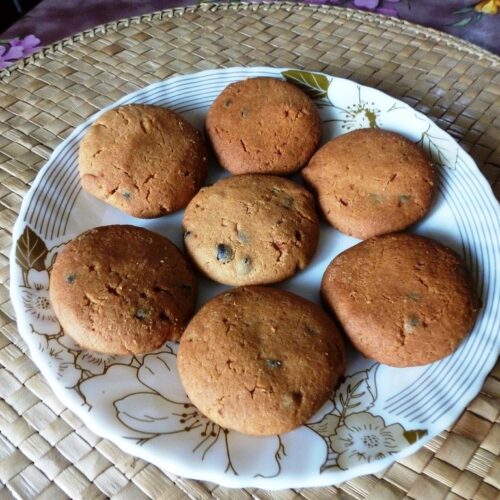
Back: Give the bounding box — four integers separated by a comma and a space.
321, 233, 481, 367
79, 104, 208, 218
50, 225, 197, 354
178, 286, 346, 436
182, 174, 320, 286
205, 77, 322, 175
302, 129, 436, 239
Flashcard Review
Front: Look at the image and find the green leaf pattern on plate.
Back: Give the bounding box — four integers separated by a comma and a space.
282, 69, 330, 99
16, 225, 48, 275
404, 429, 428, 445
17, 227, 429, 478
17, 68, 489, 486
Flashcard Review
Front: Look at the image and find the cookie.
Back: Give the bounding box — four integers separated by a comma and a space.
50, 225, 197, 354
205, 77, 322, 175
178, 286, 346, 435
182, 174, 320, 286
79, 104, 208, 218
321, 233, 481, 367
302, 129, 436, 239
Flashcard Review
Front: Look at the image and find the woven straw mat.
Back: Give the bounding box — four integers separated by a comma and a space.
0, 3, 499, 499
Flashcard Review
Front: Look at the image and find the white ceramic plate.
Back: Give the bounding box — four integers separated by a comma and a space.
10, 67, 500, 489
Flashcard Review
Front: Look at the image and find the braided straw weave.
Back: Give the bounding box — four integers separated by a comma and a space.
0, 3, 499, 498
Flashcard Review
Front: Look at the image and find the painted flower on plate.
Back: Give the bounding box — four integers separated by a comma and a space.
79, 348, 328, 478
21, 268, 60, 335
49, 311, 135, 376
37, 336, 82, 386
113, 351, 286, 476
330, 412, 406, 470
76, 350, 133, 376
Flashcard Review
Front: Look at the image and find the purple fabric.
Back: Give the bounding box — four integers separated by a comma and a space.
1, 0, 499, 60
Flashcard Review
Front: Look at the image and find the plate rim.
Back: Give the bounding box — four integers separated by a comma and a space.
8, 66, 500, 489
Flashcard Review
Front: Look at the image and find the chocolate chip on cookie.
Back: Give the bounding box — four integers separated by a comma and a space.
79, 104, 208, 218
182, 174, 320, 286
321, 233, 481, 367
50, 225, 197, 354
178, 286, 346, 435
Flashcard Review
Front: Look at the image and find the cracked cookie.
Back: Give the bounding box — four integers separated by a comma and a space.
321, 233, 481, 367
177, 286, 346, 435
205, 77, 322, 175
79, 104, 208, 218
182, 174, 320, 286
50, 225, 197, 354
302, 129, 436, 239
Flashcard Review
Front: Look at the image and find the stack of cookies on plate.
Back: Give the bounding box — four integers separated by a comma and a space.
50, 77, 481, 436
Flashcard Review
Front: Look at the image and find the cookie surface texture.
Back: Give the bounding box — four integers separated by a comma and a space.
302, 129, 436, 239
79, 104, 208, 218
178, 286, 346, 435
182, 174, 320, 286
321, 233, 481, 367
50, 225, 197, 354
205, 77, 322, 175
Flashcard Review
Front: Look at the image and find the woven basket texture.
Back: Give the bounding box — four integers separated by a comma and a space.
0, 3, 498, 499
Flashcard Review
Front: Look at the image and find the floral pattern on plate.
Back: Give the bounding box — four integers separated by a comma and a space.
10, 67, 500, 489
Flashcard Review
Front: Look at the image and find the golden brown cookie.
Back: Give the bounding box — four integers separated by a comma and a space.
182, 174, 320, 286
50, 225, 197, 354
302, 129, 436, 239
178, 286, 346, 435
205, 77, 322, 175
79, 104, 208, 218
321, 233, 481, 367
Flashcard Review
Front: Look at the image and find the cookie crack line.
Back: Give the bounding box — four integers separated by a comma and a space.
111, 163, 140, 191
50, 225, 197, 354
116, 107, 131, 126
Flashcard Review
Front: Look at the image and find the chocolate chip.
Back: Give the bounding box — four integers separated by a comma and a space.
281, 196, 294, 209
135, 308, 149, 320
122, 191, 132, 200
265, 359, 282, 369
65, 273, 76, 284
399, 194, 411, 204
369, 193, 385, 204
216, 243, 234, 263
406, 292, 421, 301
240, 108, 250, 118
